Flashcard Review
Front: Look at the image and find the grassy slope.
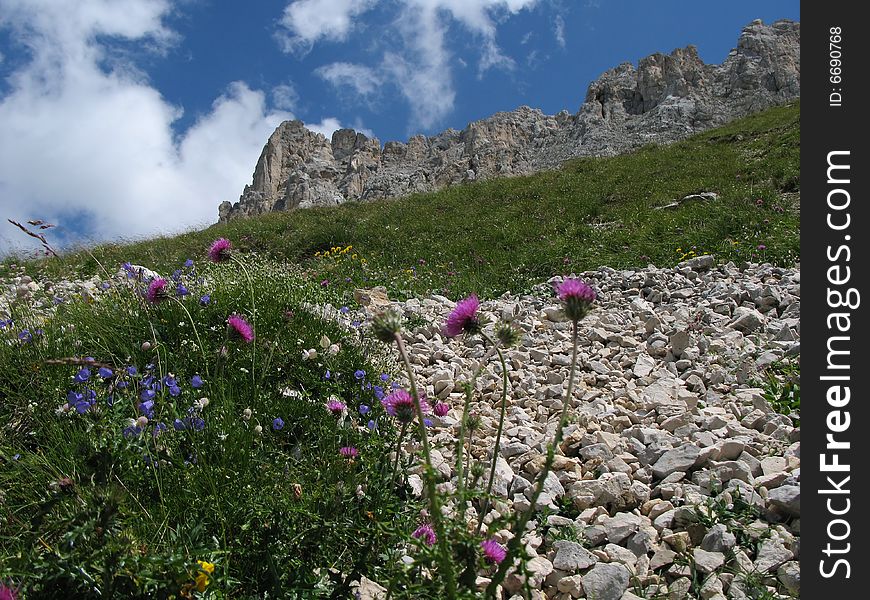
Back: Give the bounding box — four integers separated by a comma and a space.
17, 102, 799, 298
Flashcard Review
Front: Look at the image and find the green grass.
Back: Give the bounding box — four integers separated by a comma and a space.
7, 102, 799, 301
1, 259, 418, 597
753, 360, 800, 425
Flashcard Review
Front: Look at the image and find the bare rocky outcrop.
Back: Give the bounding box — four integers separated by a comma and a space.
218, 19, 799, 222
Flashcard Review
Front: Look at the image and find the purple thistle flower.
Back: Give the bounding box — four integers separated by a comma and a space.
146, 278, 169, 303
757, 244, 767, 251
444, 294, 481, 337
555, 278, 596, 322
481, 539, 507, 564
339, 446, 359, 459
326, 399, 346, 415
412, 523, 437, 546
272, 417, 285, 430
433, 402, 450, 417
381, 389, 430, 424
556, 278, 596, 303
208, 238, 232, 262
227, 314, 254, 343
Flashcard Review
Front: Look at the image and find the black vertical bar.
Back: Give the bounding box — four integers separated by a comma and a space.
802, 3, 869, 596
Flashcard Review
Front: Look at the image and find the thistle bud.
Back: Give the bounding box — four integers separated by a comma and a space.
372, 310, 403, 343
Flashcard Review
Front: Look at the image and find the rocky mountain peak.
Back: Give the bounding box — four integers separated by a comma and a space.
218, 19, 799, 223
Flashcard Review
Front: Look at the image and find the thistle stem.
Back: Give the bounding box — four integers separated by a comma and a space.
454, 343, 497, 520
486, 319, 580, 597
476, 334, 509, 535
395, 332, 458, 598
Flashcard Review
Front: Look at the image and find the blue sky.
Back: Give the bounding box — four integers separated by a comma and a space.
0, 0, 799, 252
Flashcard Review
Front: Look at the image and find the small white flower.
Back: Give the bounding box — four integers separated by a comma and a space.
319, 335, 331, 349
197, 397, 210, 409
242, 408, 252, 420
302, 348, 317, 360
328, 344, 340, 356
239, 367, 249, 374
254, 425, 263, 434
136, 416, 149, 428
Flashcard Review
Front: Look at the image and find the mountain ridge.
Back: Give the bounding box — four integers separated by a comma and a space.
218, 19, 799, 223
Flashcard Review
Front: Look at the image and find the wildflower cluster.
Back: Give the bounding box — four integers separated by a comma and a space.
371, 278, 596, 595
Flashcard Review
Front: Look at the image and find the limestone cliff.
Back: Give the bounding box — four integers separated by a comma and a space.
218, 19, 799, 222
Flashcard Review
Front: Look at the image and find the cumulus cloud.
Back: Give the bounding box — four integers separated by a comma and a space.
301, 0, 541, 132
0, 0, 337, 251
277, 0, 379, 53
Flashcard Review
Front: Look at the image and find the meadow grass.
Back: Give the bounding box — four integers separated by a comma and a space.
1, 257, 420, 597
7, 102, 799, 302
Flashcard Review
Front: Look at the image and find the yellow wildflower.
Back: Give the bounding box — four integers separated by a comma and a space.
195, 561, 215, 592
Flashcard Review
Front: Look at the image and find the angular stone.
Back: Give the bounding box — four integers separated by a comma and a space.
693, 549, 725, 574
581, 563, 631, 600
767, 485, 800, 517
652, 444, 703, 479
552, 540, 598, 572
754, 537, 794, 573
700, 523, 736, 553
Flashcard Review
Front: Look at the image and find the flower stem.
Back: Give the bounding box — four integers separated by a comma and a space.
394, 332, 457, 598
170, 297, 209, 378
232, 255, 257, 399
486, 319, 580, 597
392, 422, 408, 486
454, 343, 497, 520
476, 334, 509, 535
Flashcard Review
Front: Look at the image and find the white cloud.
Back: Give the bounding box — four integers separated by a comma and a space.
277, 0, 379, 53
271, 82, 299, 111
315, 62, 382, 98
299, 0, 541, 132
304, 117, 343, 138
554, 14, 566, 48
0, 0, 296, 251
